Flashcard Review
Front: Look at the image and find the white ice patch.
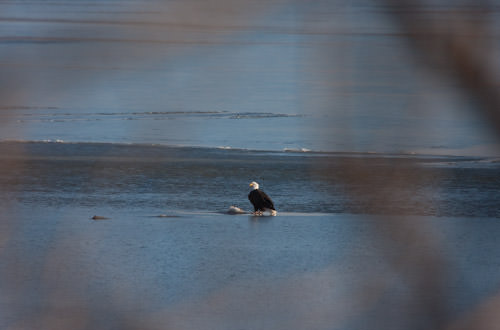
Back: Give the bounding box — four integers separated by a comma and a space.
226, 206, 248, 214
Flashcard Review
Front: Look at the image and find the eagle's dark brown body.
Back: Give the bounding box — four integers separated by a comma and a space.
248, 189, 275, 212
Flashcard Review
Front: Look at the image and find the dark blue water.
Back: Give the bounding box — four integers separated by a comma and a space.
1, 141, 499, 218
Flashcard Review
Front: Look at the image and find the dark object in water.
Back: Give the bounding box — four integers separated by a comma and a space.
91, 215, 110, 220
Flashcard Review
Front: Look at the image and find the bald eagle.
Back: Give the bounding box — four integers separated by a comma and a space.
248, 181, 277, 216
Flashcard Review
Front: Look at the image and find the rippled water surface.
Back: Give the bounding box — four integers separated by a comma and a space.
1, 141, 499, 218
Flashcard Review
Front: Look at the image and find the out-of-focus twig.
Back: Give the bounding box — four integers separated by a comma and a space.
384, 0, 500, 140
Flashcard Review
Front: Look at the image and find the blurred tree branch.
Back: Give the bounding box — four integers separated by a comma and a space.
384, 0, 500, 141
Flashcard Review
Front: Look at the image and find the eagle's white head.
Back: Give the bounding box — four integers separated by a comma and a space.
249, 181, 259, 190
